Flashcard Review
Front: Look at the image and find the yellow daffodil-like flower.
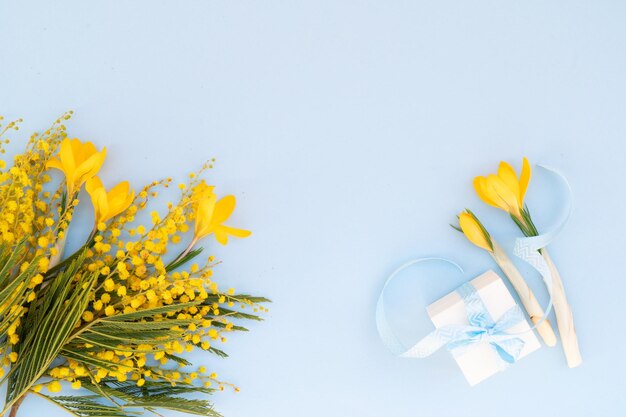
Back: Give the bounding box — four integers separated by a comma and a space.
192, 182, 251, 245
46, 138, 107, 196
458, 211, 493, 252
473, 157, 531, 219
193, 182, 217, 236
86, 177, 134, 225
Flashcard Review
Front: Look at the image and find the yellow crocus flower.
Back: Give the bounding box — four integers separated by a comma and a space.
192, 181, 251, 245
455, 209, 558, 347
192, 182, 217, 238
85, 177, 135, 225
473, 157, 530, 219
46, 138, 107, 196
458, 211, 493, 252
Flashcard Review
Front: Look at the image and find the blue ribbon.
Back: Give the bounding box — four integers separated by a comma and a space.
375, 258, 464, 357
445, 283, 525, 364
380, 269, 526, 365
511, 165, 572, 327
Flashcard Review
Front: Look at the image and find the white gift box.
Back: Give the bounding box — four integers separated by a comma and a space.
426, 270, 541, 386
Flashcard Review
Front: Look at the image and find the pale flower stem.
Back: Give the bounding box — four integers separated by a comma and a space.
490, 241, 557, 347
541, 248, 583, 368
48, 234, 67, 269
174, 238, 198, 265
7, 394, 25, 417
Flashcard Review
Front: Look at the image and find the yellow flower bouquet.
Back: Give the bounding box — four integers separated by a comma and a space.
0, 113, 268, 417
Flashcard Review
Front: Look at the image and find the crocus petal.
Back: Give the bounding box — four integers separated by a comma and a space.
193, 182, 215, 201
459, 212, 491, 252
95, 189, 109, 222
519, 157, 531, 206
473, 176, 501, 209
487, 175, 521, 216
194, 195, 217, 239
60, 139, 77, 175
119, 190, 135, 217
74, 141, 98, 165
106, 181, 134, 221
220, 225, 251, 238
214, 229, 229, 245
190, 184, 250, 245
48, 138, 106, 197
72, 148, 106, 189
213, 225, 251, 245
107, 181, 130, 206
211, 196, 236, 224
45, 158, 64, 172
86, 177, 106, 223
90, 188, 108, 224
86, 176, 104, 195
497, 161, 521, 206
86, 177, 134, 224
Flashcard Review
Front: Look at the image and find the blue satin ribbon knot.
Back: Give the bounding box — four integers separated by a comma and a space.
442, 283, 525, 365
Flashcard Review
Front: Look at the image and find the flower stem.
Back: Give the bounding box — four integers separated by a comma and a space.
182, 238, 198, 259
8, 394, 26, 417
173, 238, 198, 266
541, 248, 583, 368
491, 241, 557, 347
48, 234, 67, 269
44, 232, 97, 278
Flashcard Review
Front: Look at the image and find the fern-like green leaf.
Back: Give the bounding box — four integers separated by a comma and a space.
165, 247, 203, 272
80, 379, 222, 417
120, 394, 220, 416
99, 302, 200, 322
4, 253, 97, 409
33, 392, 136, 417
0, 240, 44, 338
60, 348, 121, 373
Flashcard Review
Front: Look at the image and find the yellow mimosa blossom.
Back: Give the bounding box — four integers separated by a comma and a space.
47, 380, 62, 393
85, 177, 134, 225
473, 157, 531, 219
46, 138, 107, 196
0, 116, 267, 409
458, 211, 493, 252
192, 181, 251, 245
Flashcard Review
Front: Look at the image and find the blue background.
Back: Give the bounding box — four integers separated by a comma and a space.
1, 1, 625, 416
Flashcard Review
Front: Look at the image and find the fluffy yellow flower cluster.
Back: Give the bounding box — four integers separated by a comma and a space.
0, 114, 268, 417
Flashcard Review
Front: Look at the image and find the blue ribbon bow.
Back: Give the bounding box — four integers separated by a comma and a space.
394, 281, 525, 365
442, 283, 525, 364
